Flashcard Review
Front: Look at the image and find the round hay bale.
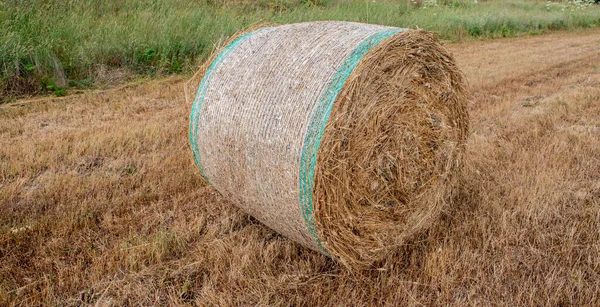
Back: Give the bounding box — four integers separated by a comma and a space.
189, 21, 469, 269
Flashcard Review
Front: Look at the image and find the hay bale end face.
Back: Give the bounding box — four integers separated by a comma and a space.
189, 21, 469, 269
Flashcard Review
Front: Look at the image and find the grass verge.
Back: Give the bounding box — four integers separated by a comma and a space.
1, 0, 600, 100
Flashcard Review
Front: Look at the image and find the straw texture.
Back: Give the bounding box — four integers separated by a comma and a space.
189, 21, 469, 269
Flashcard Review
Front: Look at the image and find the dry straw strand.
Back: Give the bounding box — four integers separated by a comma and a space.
184, 22, 274, 106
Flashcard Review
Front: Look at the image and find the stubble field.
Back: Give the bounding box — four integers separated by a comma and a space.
1, 28, 600, 305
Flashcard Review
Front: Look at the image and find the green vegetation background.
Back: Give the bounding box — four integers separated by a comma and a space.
2, 0, 600, 100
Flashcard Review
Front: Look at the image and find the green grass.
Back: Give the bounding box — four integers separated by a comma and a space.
1, 0, 600, 100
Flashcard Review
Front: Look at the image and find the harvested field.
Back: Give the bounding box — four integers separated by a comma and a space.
1, 28, 600, 305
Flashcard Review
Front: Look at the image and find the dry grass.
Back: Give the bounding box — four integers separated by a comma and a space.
1, 28, 600, 305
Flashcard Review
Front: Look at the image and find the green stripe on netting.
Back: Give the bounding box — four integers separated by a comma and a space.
189, 28, 270, 184
299, 28, 403, 254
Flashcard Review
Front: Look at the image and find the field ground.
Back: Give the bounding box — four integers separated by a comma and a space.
1, 28, 600, 305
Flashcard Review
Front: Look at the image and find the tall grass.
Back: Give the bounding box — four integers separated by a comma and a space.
1, 0, 600, 100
